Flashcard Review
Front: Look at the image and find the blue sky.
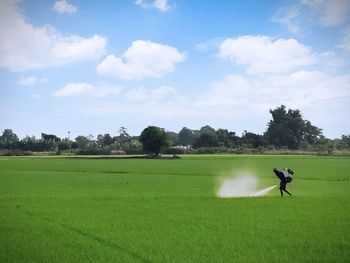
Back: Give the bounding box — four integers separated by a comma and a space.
0, 0, 349, 139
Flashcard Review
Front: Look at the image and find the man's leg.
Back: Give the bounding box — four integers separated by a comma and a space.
280, 182, 285, 197
283, 189, 292, 196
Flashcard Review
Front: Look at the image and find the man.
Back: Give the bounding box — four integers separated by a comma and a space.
273, 168, 293, 197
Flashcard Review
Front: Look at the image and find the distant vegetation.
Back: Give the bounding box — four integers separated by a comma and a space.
1, 105, 349, 155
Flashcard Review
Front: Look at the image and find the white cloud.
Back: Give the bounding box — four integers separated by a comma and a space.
273, 0, 350, 32
116, 70, 350, 121
0, 0, 106, 71
124, 87, 148, 102
97, 40, 184, 79
219, 35, 316, 75
151, 85, 177, 99
135, 0, 170, 12
301, 0, 350, 26
53, 0, 77, 14
271, 6, 302, 34
318, 51, 347, 68
124, 85, 178, 102
195, 37, 226, 52
53, 82, 122, 97
80, 72, 350, 134
195, 71, 350, 114
338, 28, 350, 52
17, 76, 48, 86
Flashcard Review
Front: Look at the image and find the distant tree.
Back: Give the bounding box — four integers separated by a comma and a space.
75, 136, 90, 149
115, 127, 131, 150
58, 138, 70, 151
41, 133, 61, 142
96, 134, 104, 148
199, 125, 216, 134
305, 135, 334, 152
41, 133, 60, 151
302, 120, 322, 144
18, 136, 38, 151
177, 127, 195, 146
97, 134, 113, 148
166, 131, 178, 146
241, 131, 265, 148
118, 127, 129, 137
216, 129, 240, 148
102, 134, 113, 147
128, 136, 142, 151
341, 135, 350, 148
0, 129, 19, 149
193, 125, 218, 148
335, 134, 350, 150
139, 126, 170, 156
193, 125, 219, 148
71, 141, 79, 149
193, 133, 218, 148
264, 105, 322, 149
86, 134, 97, 148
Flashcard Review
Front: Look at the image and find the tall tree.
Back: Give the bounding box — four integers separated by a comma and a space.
199, 125, 216, 134
75, 136, 90, 149
335, 134, 350, 149
264, 105, 322, 149
216, 129, 240, 148
139, 126, 170, 156
58, 138, 70, 151
166, 131, 178, 146
18, 136, 38, 151
96, 134, 104, 148
0, 129, 19, 149
177, 127, 195, 146
41, 133, 61, 151
41, 133, 60, 142
193, 125, 218, 148
102, 134, 113, 147
116, 127, 131, 150
241, 131, 265, 148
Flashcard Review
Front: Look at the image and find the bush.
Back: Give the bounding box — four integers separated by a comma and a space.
110, 150, 126, 155
0, 150, 32, 156
124, 149, 144, 155
196, 147, 216, 154
163, 148, 184, 154
77, 149, 111, 155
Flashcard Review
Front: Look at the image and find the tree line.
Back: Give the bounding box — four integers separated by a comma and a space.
1, 105, 349, 155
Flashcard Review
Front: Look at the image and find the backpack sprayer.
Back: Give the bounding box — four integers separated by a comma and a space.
282, 168, 294, 183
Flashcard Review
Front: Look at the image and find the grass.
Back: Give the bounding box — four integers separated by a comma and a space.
0, 155, 349, 262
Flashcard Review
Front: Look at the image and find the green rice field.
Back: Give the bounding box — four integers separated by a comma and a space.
0, 155, 349, 262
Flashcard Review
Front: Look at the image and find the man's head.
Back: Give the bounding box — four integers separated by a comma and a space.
273, 168, 278, 173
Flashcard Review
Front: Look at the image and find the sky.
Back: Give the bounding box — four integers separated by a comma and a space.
0, 0, 350, 139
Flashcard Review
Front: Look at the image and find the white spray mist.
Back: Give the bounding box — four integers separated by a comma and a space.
217, 171, 276, 198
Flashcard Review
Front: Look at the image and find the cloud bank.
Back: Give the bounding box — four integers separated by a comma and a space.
135, 0, 171, 12
97, 40, 185, 79
17, 76, 48, 86
0, 0, 106, 71
53, 82, 122, 97
219, 35, 316, 74
53, 0, 77, 14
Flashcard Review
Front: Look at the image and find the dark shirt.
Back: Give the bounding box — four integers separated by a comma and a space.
273, 170, 286, 182
274, 170, 288, 190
